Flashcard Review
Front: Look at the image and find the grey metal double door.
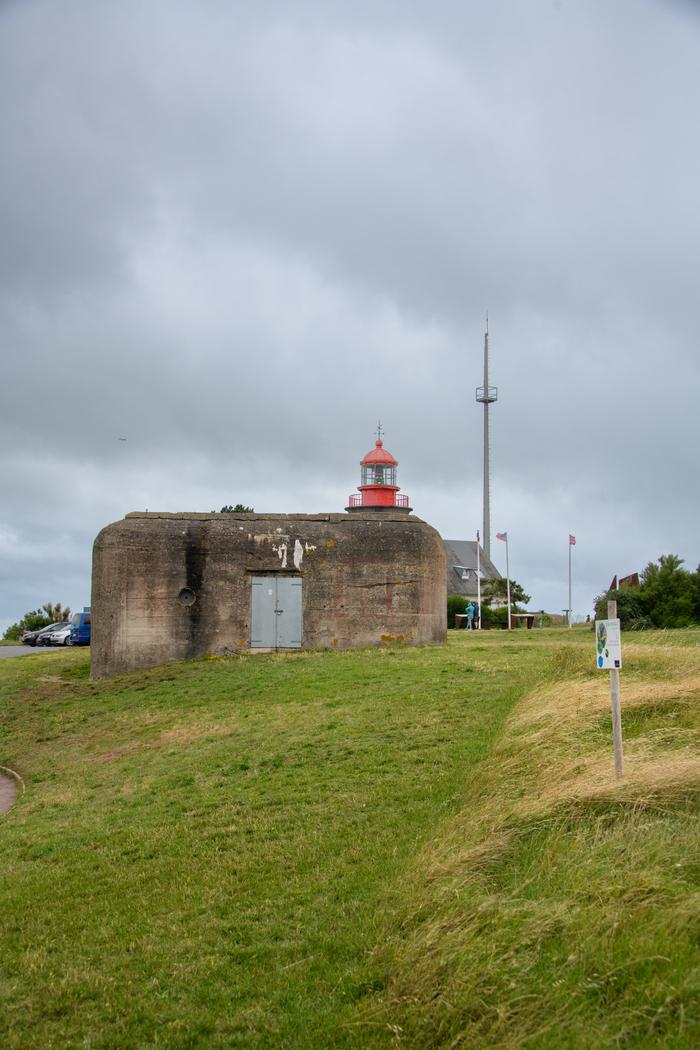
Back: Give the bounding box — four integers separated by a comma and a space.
250, 576, 302, 648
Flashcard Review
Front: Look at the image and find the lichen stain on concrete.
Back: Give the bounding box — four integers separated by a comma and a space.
325, 539, 335, 550
273, 543, 288, 568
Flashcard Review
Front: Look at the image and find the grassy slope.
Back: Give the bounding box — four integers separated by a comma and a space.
1, 630, 698, 1048
0, 636, 546, 1048
350, 630, 700, 1048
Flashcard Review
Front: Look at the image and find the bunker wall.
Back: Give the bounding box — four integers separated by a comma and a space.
91, 512, 446, 677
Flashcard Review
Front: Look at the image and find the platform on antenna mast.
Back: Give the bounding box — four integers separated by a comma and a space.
476, 384, 498, 403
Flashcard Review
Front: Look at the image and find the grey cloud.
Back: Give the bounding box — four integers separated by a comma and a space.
2, 0, 700, 627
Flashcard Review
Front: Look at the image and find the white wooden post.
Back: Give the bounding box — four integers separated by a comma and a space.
608, 598, 624, 778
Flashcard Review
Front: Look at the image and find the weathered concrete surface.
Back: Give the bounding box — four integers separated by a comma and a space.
92, 511, 446, 677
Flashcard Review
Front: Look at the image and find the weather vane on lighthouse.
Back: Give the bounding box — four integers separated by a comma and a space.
375, 421, 384, 441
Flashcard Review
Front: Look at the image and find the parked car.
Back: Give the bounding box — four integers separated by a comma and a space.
23, 622, 69, 646
36, 622, 72, 646
69, 609, 91, 646
47, 624, 73, 646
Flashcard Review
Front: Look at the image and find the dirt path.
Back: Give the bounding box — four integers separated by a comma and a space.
0, 772, 19, 814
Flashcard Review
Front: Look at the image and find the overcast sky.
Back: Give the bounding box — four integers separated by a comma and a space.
2, 0, 699, 630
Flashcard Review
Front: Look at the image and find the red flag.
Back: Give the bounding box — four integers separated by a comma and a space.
609, 575, 617, 591
569, 534, 576, 545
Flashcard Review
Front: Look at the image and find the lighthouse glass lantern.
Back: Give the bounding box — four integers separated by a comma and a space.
346, 434, 412, 512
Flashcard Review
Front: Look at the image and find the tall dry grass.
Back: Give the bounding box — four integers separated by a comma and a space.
350, 636, 700, 1048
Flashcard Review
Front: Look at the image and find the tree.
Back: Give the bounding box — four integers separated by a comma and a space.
593, 554, 699, 629
638, 554, 694, 628
215, 504, 254, 513
481, 577, 531, 607
692, 565, 700, 623
42, 601, 71, 623
593, 587, 651, 630
2, 602, 71, 641
447, 594, 468, 628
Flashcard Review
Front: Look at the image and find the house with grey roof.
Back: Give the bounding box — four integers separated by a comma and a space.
443, 539, 501, 599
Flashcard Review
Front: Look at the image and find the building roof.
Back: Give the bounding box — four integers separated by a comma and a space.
443, 539, 501, 597
360, 439, 398, 467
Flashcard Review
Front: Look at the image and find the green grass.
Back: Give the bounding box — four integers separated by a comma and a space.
1, 629, 698, 1047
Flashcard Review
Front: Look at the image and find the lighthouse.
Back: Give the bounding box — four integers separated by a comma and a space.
346, 427, 412, 513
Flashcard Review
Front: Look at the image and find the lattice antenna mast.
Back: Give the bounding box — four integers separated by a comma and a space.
475, 315, 498, 559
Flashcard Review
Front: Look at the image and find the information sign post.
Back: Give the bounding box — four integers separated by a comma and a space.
595, 600, 624, 778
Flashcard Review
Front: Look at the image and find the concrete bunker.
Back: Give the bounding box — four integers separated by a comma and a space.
91, 510, 446, 677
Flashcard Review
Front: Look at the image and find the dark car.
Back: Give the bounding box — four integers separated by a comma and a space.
69, 609, 91, 646
23, 622, 69, 646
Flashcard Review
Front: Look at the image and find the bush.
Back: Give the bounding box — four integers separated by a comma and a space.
594, 554, 700, 630
481, 605, 510, 629
593, 588, 648, 630
447, 594, 468, 629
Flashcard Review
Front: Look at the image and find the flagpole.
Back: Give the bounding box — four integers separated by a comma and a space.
568, 537, 572, 629
506, 536, 511, 630
476, 533, 482, 630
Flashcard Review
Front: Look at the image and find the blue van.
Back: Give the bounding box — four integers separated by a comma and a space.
69, 608, 91, 646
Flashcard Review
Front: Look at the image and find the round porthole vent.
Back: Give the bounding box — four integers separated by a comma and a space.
178, 587, 197, 606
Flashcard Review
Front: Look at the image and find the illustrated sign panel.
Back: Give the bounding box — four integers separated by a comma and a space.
595, 618, 622, 669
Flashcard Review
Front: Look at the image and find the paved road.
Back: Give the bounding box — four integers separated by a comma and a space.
0, 645, 68, 659
0, 773, 18, 813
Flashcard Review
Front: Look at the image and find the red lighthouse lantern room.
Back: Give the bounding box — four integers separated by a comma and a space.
346, 429, 412, 513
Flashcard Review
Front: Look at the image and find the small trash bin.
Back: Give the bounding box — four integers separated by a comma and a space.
455, 614, 467, 629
